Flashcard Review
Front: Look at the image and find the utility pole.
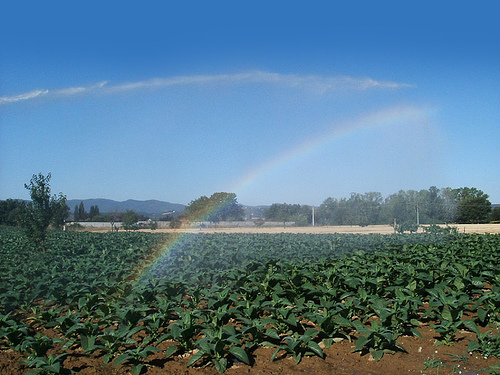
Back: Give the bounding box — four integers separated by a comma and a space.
312, 206, 315, 227
416, 203, 420, 226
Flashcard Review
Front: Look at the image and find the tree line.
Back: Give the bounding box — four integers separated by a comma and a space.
264, 186, 499, 227
73, 202, 101, 221
1, 173, 499, 249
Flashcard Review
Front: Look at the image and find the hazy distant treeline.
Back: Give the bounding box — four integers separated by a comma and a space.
264, 186, 498, 226
1, 186, 498, 228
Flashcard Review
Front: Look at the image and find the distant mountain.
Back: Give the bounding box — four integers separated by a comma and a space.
66, 199, 185, 218
65, 199, 271, 220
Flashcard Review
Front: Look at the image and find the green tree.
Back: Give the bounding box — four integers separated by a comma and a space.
454, 187, 491, 223
22, 173, 68, 250
185, 193, 244, 222
184, 195, 210, 220
74, 204, 79, 221
78, 201, 87, 221
440, 187, 459, 222
344, 192, 382, 226
264, 203, 293, 226
122, 209, 139, 230
491, 206, 500, 222
208, 192, 244, 222
382, 190, 415, 228
52, 196, 70, 228
264, 203, 310, 226
90, 205, 99, 219
88, 205, 100, 219
317, 198, 342, 225
420, 186, 445, 223
0, 199, 26, 226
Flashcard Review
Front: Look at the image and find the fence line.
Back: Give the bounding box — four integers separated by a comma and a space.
66, 220, 296, 229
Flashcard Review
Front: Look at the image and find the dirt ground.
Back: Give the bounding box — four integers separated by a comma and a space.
143, 223, 500, 235
2, 323, 499, 374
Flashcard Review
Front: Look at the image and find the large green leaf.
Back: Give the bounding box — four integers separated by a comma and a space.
229, 346, 250, 364
165, 345, 178, 358
307, 341, 324, 358
355, 335, 368, 351
213, 357, 228, 373
370, 348, 384, 361
187, 350, 205, 367
441, 304, 461, 322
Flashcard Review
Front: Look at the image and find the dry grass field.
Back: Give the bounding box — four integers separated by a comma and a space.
145, 223, 500, 235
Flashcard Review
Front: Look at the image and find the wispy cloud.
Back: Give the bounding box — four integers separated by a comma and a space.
53, 81, 107, 96
0, 81, 108, 106
0, 71, 413, 106
110, 71, 414, 93
0, 89, 49, 105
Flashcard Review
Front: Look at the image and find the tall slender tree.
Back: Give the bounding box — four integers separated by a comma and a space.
22, 173, 68, 250
78, 201, 86, 221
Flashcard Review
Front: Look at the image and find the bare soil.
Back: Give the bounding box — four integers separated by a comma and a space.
2, 323, 499, 374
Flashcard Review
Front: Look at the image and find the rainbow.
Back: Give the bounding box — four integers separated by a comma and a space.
131, 104, 430, 284
229, 104, 429, 196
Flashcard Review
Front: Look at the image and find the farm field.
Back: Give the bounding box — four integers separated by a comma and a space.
1, 227, 499, 374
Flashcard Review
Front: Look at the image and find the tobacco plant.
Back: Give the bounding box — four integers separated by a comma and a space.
114, 345, 160, 375
0, 312, 32, 350
464, 320, 500, 359
23, 353, 68, 375
352, 319, 406, 361
97, 325, 141, 364
187, 325, 250, 373
271, 328, 324, 365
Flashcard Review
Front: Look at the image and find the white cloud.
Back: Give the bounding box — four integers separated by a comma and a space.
0, 72, 413, 106
0, 89, 49, 105
0, 81, 108, 106
54, 81, 107, 96
110, 71, 414, 94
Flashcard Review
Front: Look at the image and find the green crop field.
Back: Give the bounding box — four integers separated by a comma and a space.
1, 226, 499, 374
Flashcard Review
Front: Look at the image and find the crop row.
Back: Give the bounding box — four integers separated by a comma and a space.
0, 227, 499, 373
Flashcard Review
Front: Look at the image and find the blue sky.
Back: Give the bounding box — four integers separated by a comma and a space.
1, 1, 499, 206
